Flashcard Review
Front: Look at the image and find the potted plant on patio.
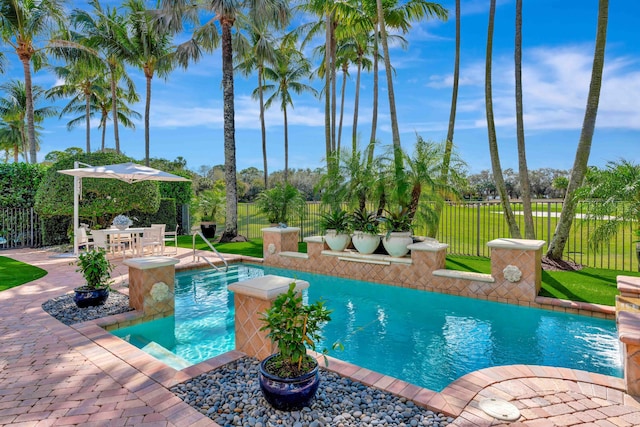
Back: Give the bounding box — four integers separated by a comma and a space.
351, 208, 381, 254
259, 282, 332, 411
319, 209, 351, 251
379, 207, 413, 257
196, 186, 225, 238
74, 248, 113, 308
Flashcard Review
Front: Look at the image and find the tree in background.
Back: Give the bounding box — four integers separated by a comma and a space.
547, 0, 609, 260
0, 0, 69, 163
485, 0, 521, 238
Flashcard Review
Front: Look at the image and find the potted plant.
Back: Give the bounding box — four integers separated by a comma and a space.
196, 185, 225, 238
255, 183, 306, 226
259, 282, 332, 411
379, 207, 413, 257
74, 248, 113, 308
319, 209, 351, 251
351, 208, 381, 254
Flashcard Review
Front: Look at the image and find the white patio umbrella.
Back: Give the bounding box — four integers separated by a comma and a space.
58, 162, 190, 255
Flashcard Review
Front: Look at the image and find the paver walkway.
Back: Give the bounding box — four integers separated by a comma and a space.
1, 247, 640, 426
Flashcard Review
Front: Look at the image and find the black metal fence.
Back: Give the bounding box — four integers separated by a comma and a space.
3, 202, 638, 272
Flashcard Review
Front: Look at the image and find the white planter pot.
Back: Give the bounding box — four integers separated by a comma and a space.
352, 231, 381, 255
324, 230, 351, 251
382, 231, 413, 257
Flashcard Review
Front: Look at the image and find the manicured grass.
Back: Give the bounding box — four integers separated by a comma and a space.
180, 237, 632, 307
0, 256, 47, 291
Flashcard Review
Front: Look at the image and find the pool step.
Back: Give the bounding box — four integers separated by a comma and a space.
124, 334, 192, 370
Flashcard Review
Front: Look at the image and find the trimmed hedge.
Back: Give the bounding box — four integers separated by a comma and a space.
131, 198, 177, 231
0, 163, 47, 208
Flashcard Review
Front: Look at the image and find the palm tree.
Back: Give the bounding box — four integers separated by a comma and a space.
47, 60, 107, 153
157, 0, 289, 242
262, 37, 318, 184
94, 86, 141, 152
0, 0, 69, 163
485, 0, 521, 238
235, 18, 280, 189
0, 80, 56, 162
0, 121, 23, 162
514, 0, 535, 239
71, 0, 137, 154
117, 0, 175, 166
547, 0, 609, 260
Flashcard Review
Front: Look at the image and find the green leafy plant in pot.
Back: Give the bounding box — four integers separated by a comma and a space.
259, 282, 332, 411
379, 207, 413, 257
319, 209, 352, 251
74, 248, 113, 308
351, 208, 381, 254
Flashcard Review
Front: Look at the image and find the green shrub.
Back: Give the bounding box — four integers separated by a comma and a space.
0, 163, 47, 208
131, 198, 177, 229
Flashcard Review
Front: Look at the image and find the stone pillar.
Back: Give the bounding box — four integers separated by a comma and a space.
617, 276, 640, 396
487, 238, 546, 302
228, 275, 309, 360
123, 257, 179, 317
409, 240, 448, 272
262, 227, 300, 262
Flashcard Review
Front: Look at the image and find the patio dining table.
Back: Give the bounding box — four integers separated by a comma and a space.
90, 227, 149, 256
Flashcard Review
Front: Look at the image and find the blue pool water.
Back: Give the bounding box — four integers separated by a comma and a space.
111, 264, 622, 391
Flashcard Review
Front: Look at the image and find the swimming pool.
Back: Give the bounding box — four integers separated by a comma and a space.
111, 264, 622, 391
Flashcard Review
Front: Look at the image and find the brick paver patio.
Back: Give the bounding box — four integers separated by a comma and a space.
1, 247, 639, 426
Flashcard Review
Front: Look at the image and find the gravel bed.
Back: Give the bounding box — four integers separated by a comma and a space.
171, 358, 454, 427
43, 293, 455, 426
41, 291, 134, 325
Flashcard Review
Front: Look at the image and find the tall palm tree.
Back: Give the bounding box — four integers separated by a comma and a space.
547, 0, 609, 260
0, 120, 24, 162
515, 0, 534, 239
117, 0, 175, 166
262, 37, 318, 184
235, 18, 280, 189
0, 80, 56, 162
0, 0, 69, 163
94, 84, 141, 152
374, 0, 447, 196
71, 0, 137, 154
485, 0, 521, 238
47, 60, 107, 153
158, 0, 289, 242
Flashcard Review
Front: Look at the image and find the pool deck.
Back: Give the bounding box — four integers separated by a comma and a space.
1, 247, 640, 426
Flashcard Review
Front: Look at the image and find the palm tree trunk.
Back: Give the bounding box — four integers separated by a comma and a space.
259, 66, 268, 188
547, 0, 608, 260
144, 71, 152, 166
85, 92, 91, 153
109, 61, 121, 153
220, 18, 239, 242
376, 0, 403, 188
515, 0, 535, 239
284, 106, 289, 184
433, 0, 460, 238
337, 64, 347, 153
330, 21, 337, 154
352, 58, 362, 154
324, 11, 332, 164
486, 0, 521, 239
368, 25, 379, 165
101, 114, 107, 151
21, 58, 36, 164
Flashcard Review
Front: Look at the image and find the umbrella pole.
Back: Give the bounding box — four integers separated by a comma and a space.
74, 162, 80, 256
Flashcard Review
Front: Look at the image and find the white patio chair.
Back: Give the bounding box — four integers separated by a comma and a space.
140, 225, 165, 256
77, 227, 95, 251
162, 224, 179, 254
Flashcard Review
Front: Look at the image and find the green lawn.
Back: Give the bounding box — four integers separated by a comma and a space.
182, 237, 632, 307
0, 256, 47, 291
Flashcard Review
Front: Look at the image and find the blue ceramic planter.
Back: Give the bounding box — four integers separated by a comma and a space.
73, 287, 109, 308
259, 354, 320, 411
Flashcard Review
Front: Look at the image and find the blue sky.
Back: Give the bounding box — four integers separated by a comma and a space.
4, 0, 639, 174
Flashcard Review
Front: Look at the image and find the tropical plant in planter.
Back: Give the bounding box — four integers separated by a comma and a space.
259, 282, 332, 411
255, 183, 306, 226
351, 208, 381, 254
196, 184, 226, 238
319, 209, 352, 251
379, 207, 413, 257
74, 248, 113, 308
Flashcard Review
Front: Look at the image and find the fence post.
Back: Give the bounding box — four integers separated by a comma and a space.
476, 203, 481, 256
